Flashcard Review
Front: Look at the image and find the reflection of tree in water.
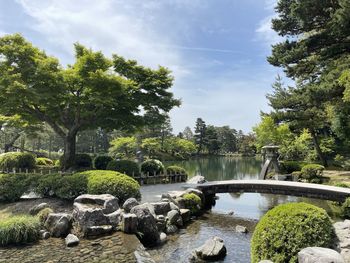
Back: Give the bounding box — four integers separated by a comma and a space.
229, 192, 243, 199
258, 193, 290, 213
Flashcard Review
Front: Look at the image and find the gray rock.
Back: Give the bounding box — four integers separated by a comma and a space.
334, 220, 350, 262
123, 198, 139, 213
86, 225, 113, 237
39, 230, 50, 239
73, 194, 120, 234
169, 202, 180, 211
195, 236, 227, 261
44, 213, 72, 238
180, 209, 191, 223
228, 211, 234, 215
175, 197, 186, 209
65, 234, 79, 247
121, 213, 138, 234
298, 247, 344, 263
236, 225, 248, 233
166, 224, 178, 234
167, 210, 181, 226
131, 204, 160, 247
187, 175, 207, 184
156, 215, 166, 232
29, 203, 50, 215
151, 202, 171, 215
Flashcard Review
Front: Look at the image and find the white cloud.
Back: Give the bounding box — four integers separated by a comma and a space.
15, 0, 188, 77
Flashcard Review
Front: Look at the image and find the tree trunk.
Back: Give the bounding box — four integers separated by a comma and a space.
310, 130, 328, 167
4, 133, 21, 152
63, 133, 77, 171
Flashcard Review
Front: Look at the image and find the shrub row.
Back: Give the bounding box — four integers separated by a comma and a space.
0, 170, 141, 204
251, 202, 334, 263
0, 152, 36, 170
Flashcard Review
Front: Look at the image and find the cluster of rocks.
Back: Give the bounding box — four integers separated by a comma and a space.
334, 219, 350, 262
29, 188, 205, 249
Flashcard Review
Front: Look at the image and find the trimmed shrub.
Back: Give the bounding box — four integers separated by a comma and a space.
0, 152, 36, 170
301, 164, 325, 183
79, 170, 141, 203
279, 161, 306, 174
37, 208, 53, 224
106, 160, 140, 176
183, 193, 201, 215
0, 173, 30, 202
0, 215, 41, 246
251, 202, 334, 263
34, 173, 88, 199
335, 182, 350, 188
94, 156, 113, 170
36, 157, 54, 166
166, 165, 188, 175
74, 153, 92, 168
141, 159, 164, 175
55, 174, 88, 199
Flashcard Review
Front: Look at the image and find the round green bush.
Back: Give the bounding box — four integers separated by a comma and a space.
166, 165, 188, 175
0, 152, 36, 170
141, 159, 164, 175
79, 170, 141, 204
0, 215, 41, 246
251, 202, 334, 263
94, 155, 113, 170
183, 193, 201, 215
74, 153, 92, 168
0, 173, 30, 202
301, 164, 325, 182
36, 157, 54, 166
279, 161, 306, 174
106, 160, 140, 176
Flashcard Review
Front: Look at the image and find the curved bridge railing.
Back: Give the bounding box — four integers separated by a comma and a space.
194, 180, 350, 202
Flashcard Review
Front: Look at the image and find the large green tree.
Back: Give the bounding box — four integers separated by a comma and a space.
0, 34, 179, 169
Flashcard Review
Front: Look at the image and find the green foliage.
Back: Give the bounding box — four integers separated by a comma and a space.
141, 137, 161, 158
0, 152, 36, 170
183, 193, 201, 215
335, 182, 350, 188
37, 208, 53, 224
141, 159, 164, 175
341, 197, 350, 219
33, 174, 59, 197
279, 161, 306, 174
94, 155, 113, 170
251, 202, 334, 263
36, 157, 54, 166
55, 174, 88, 199
301, 164, 325, 182
0, 34, 179, 170
109, 137, 137, 159
0, 215, 41, 246
166, 165, 188, 175
106, 160, 140, 177
74, 154, 92, 169
0, 173, 30, 202
81, 170, 141, 204
164, 137, 196, 159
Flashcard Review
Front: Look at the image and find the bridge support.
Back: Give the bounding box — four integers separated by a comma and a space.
260, 145, 280, 179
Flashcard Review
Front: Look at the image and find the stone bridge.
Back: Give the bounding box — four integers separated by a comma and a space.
193, 180, 350, 202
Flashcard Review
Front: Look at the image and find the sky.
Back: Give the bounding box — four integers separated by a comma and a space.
0, 0, 284, 134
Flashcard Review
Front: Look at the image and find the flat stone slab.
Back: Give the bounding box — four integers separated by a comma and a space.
298, 247, 344, 263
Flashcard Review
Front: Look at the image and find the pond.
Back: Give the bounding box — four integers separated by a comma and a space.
141, 156, 340, 263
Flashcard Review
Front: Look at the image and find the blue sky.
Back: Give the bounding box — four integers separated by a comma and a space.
0, 0, 284, 133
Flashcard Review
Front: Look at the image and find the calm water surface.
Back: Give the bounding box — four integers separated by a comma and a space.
142, 157, 339, 263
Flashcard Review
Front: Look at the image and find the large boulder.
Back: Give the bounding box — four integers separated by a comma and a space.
151, 202, 171, 215
44, 213, 72, 238
167, 209, 182, 227
121, 213, 138, 234
187, 175, 207, 184
122, 198, 139, 213
131, 204, 160, 247
65, 234, 79, 247
194, 236, 227, 261
72, 194, 120, 234
334, 220, 350, 262
298, 247, 344, 263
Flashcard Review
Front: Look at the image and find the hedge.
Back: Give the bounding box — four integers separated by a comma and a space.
251, 202, 334, 263
79, 170, 141, 203
279, 161, 306, 174
0, 215, 41, 246
140, 159, 164, 175
74, 153, 92, 168
106, 160, 140, 176
94, 155, 113, 170
0, 152, 36, 170
301, 164, 325, 183
0, 173, 31, 202
166, 165, 188, 175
